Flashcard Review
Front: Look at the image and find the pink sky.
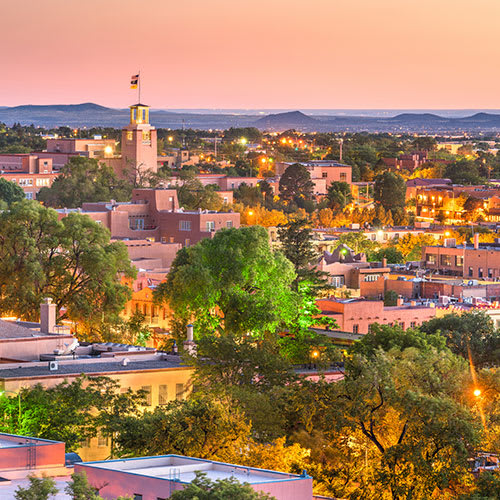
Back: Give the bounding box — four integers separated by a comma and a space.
2, 0, 500, 109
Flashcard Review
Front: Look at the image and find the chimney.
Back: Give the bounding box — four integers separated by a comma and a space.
473, 233, 479, 250
186, 324, 194, 342
184, 324, 196, 356
382, 258, 387, 268
40, 298, 56, 334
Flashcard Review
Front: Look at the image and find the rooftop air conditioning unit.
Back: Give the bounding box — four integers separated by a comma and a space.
49, 361, 59, 371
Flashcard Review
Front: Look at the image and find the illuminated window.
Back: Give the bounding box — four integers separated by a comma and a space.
142, 131, 151, 142
456, 256, 464, 266
426, 254, 436, 265
340, 173, 347, 181
127, 131, 133, 141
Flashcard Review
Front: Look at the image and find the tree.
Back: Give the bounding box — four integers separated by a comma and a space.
0, 201, 135, 323
154, 226, 298, 338
445, 159, 485, 185
0, 177, 25, 206
326, 181, 352, 212
14, 475, 58, 500
374, 171, 406, 212
65, 471, 133, 500
420, 312, 500, 368
114, 398, 251, 459
170, 472, 275, 500
336, 232, 379, 255
234, 183, 263, 206
0, 376, 145, 452
395, 233, 436, 261
277, 218, 326, 291
177, 173, 223, 211
331, 346, 480, 499
37, 157, 130, 208
383, 290, 398, 306
278, 163, 314, 206
370, 246, 404, 264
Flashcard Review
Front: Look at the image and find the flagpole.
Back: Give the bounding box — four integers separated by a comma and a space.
138, 70, 141, 104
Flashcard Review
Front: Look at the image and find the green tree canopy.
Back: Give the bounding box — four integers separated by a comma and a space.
326, 181, 352, 212
420, 311, 500, 368
170, 472, 276, 500
154, 226, 298, 338
278, 163, 314, 206
374, 171, 406, 212
0, 177, 25, 206
0, 200, 135, 323
37, 156, 130, 208
14, 475, 58, 500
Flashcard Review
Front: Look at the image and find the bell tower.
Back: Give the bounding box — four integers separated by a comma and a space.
121, 103, 158, 179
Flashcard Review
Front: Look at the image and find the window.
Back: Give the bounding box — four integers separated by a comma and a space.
340, 172, 347, 181
364, 274, 379, 282
322, 172, 328, 178
176, 383, 184, 401
371, 234, 376, 241
36, 178, 51, 187
353, 324, 359, 334
97, 432, 108, 447
478, 268, 483, 278
410, 321, 417, 328
226, 220, 233, 228
133, 495, 143, 500
399, 322, 405, 328
185, 238, 190, 247
426, 254, 436, 265
206, 221, 215, 232
25, 192, 33, 200
127, 131, 133, 141
469, 267, 473, 277
142, 131, 151, 142
489, 268, 494, 279
223, 197, 229, 204
158, 385, 168, 405
19, 178, 33, 186
440, 255, 452, 266
141, 385, 152, 406
331, 276, 345, 287
456, 255, 464, 267
180, 220, 191, 231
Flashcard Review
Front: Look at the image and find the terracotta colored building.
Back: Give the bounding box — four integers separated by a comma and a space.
61, 188, 240, 247
422, 235, 500, 280
317, 298, 436, 334
317, 245, 390, 298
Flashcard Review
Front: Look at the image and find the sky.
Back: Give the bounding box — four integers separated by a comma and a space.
2, 0, 500, 109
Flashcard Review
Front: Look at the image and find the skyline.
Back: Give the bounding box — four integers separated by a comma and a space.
2, 0, 500, 109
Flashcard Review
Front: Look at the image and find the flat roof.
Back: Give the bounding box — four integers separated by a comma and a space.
0, 433, 63, 449
79, 455, 307, 485
0, 358, 189, 380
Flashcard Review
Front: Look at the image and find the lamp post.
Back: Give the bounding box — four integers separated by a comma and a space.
0, 390, 21, 425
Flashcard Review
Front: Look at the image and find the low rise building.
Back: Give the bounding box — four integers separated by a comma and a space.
59, 188, 240, 247
317, 298, 436, 334
76, 455, 313, 500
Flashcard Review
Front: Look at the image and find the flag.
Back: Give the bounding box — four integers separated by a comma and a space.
130, 74, 139, 89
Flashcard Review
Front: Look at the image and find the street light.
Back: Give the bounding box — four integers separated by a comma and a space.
0, 390, 21, 422
473, 388, 481, 397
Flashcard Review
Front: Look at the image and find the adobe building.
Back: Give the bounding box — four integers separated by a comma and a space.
0, 154, 58, 199
317, 245, 390, 298
76, 455, 313, 500
64, 188, 240, 248
317, 297, 436, 334
275, 160, 352, 196
422, 234, 500, 280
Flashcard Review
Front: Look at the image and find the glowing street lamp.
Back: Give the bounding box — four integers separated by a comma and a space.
240, 137, 248, 145
168, 136, 174, 142
473, 388, 481, 397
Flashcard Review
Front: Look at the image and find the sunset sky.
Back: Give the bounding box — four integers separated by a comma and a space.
3, 0, 500, 109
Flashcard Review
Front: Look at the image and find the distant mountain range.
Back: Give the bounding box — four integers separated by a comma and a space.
1, 103, 500, 133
